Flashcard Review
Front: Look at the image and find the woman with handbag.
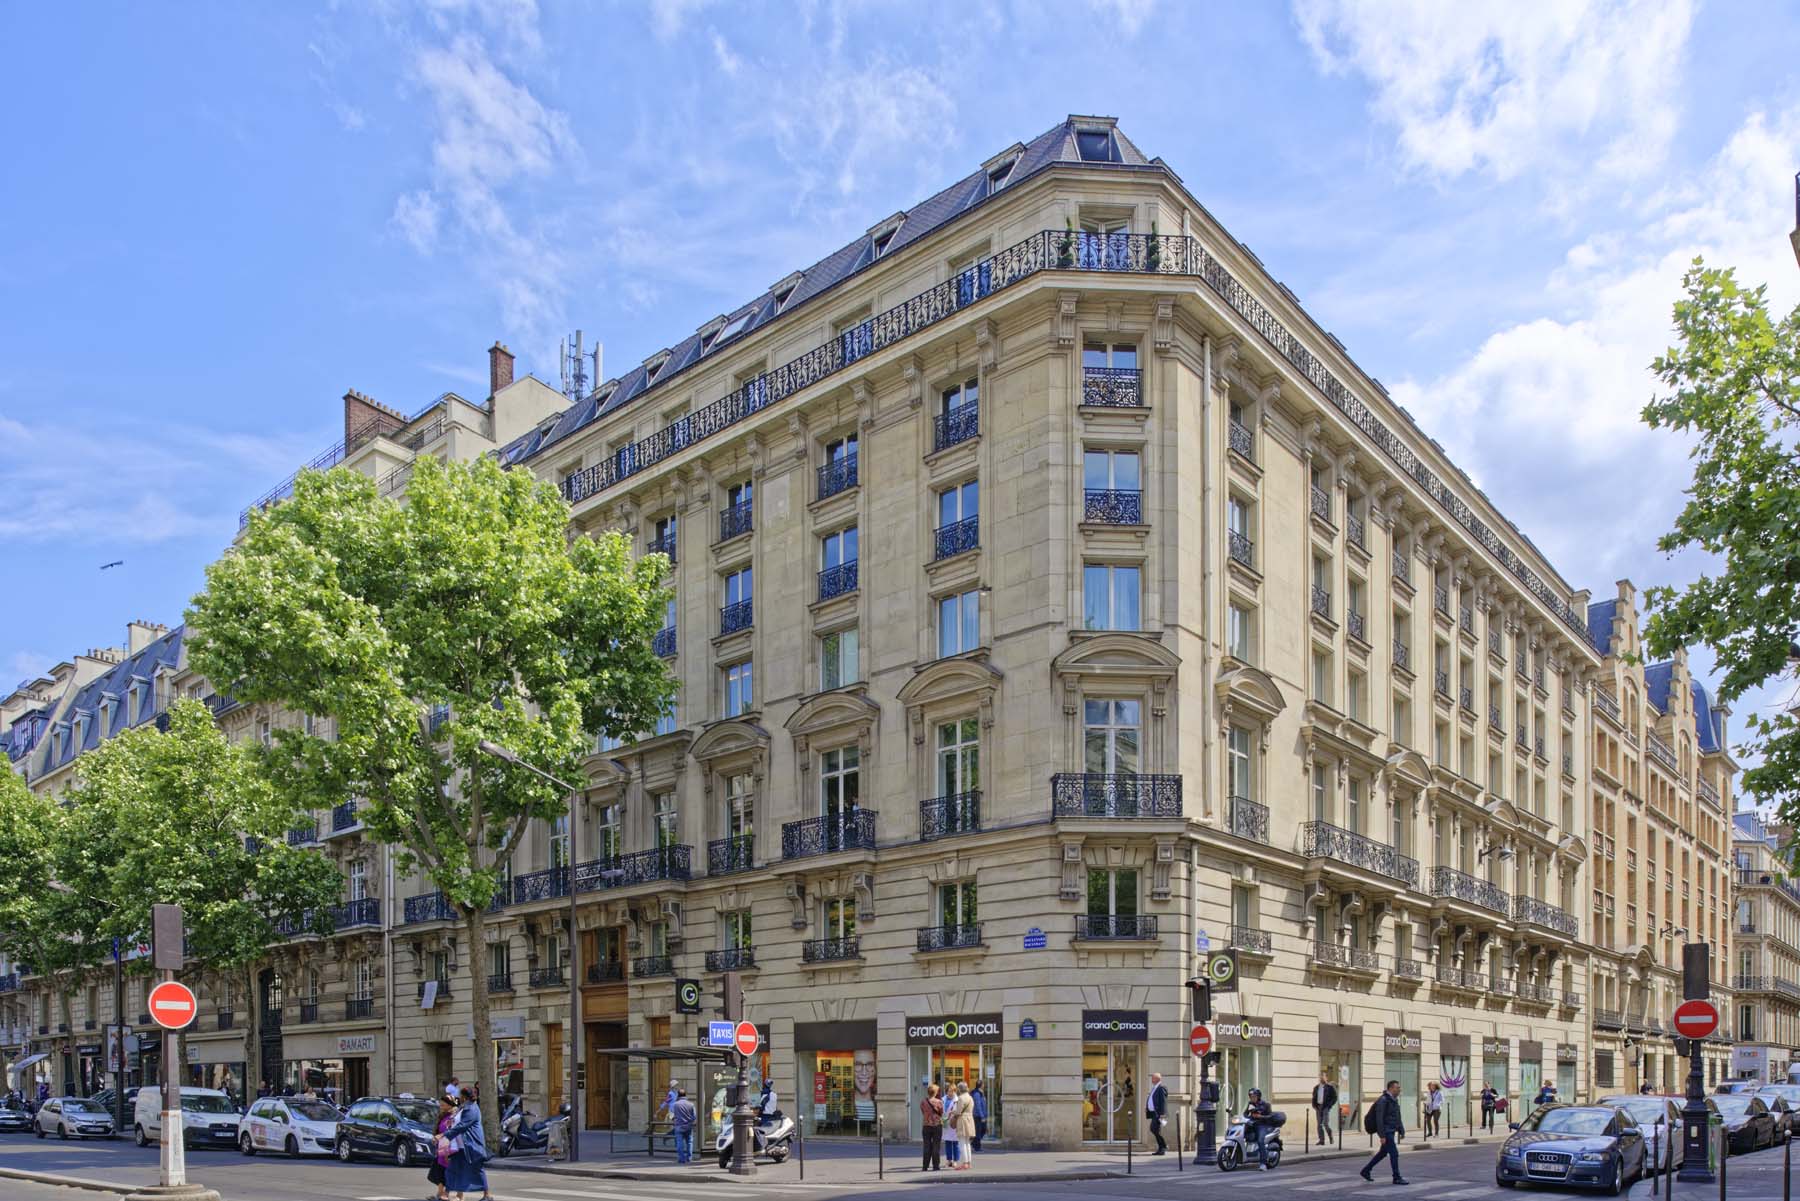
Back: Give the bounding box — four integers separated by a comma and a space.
428, 1095, 455, 1200
950, 1082, 977, 1172
439, 1087, 491, 1201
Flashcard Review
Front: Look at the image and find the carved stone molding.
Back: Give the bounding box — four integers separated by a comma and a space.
1059, 839, 1085, 901
1056, 292, 1079, 347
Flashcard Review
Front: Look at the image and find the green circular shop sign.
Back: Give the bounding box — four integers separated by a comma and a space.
678, 980, 700, 1009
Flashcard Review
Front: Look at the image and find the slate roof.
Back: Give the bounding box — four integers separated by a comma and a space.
1586, 599, 1618, 655
41, 625, 184, 774
1735, 810, 1772, 844
1645, 660, 1675, 715
1693, 680, 1725, 754
498, 116, 1154, 471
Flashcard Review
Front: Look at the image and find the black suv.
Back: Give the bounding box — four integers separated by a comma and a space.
333, 1096, 440, 1166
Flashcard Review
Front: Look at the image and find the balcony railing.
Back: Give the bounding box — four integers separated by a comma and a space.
920, 791, 981, 840
1075, 914, 1158, 941
574, 846, 693, 891
1489, 704, 1502, 729
934, 516, 979, 560
1393, 958, 1425, 980
525, 966, 563, 989
1562, 750, 1574, 776
1084, 488, 1143, 524
1393, 641, 1410, 671
1311, 585, 1331, 619
801, 936, 861, 964
512, 866, 569, 904
782, 811, 877, 859
1561, 991, 1583, 1009
1489, 976, 1515, 998
706, 947, 756, 972
1513, 895, 1578, 937
1595, 1008, 1624, 1029
1083, 366, 1142, 407
1435, 669, 1450, 697
346, 996, 374, 1020
634, 955, 673, 978
1228, 420, 1254, 461
1310, 486, 1332, 523
817, 560, 859, 601
1229, 924, 1271, 954
585, 960, 625, 983
287, 822, 318, 846
1647, 733, 1678, 772
1435, 963, 1481, 989
1300, 821, 1420, 886
487, 972, 515, 994
917, 923, 983, 952
329, 897, 381, 930
816, 454, 858, 501
652, 626, 676, 658
217, 1010, 235, 1030
1347, 610, 1367, 644
1459, 686, 1473, 711
1517, 981, 1555, 1005
1392, 549, 1411, 586
719, 598, 753, 635
709, 834, 755, 875
648, 530, 678, 564
1534, 735, 1546, 759
403, 891, 456, 924
1226, 795, 1269, 843
297, 1002, 319, 1023
1052, 772, 1182, 819
1227, 530, 1255, 568
1310, 942, 1381, 972
1699, 778, 1721, 807
1459, 605, 1474, 635
1434, 585, 1450, 615
933, 404, 979, 452
1347, 512, 1366, 550
330, 801, 360, 832
1428, 866, 1509, 915
1488, 630, 1504, 659
1594, 688, 1621, 721
718, 501, 753, 542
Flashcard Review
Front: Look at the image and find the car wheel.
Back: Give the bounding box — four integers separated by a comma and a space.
1606, 1157, 1624, 1196
335, 1137, 354, 1163
286, 1134, 299, 1158
393, 1139, 411, 1168
240, 1131, 255, 1156
34, 1124, 43, 1139
134, 1124, 147, 1148
57, 1122, 68, 1140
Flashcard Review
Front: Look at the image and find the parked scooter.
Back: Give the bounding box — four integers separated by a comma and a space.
715, 1109, 795, 1168
499, 1097, 566, 1157
1217, 1110, 1286, 1171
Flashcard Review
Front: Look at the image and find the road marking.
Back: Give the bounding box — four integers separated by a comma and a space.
1435, 1188, 1496, 1198
512, 1186, 762, 1200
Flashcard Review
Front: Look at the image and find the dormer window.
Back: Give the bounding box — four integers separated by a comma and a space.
986, 159, 1017, 195
50, 724, 67, 761
99, 695, 119, 735
713, 310, 753, 347
643, 352, 672, 384
771, 274, 802, 312
71, 713, 89, 751
1075, 127, 1119, 163
697, 317, 727, 354
129, 680, 148, 724
867, 213, 906, 260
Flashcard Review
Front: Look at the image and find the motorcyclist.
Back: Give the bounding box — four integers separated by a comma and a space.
1244, 1087, 1275, 1169
759, 1079, 779, 1127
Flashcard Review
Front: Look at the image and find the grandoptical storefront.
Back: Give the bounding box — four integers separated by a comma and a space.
906, 1012, 1003, 1142
1519, 1041, 1544, 1104
796, 1020, 878, 1137
1081, 1009, 1147, 1143
1440, 1034, 1472, 1130
1556, 1042, 1578, 1101
1384, 1029, 1423, 1127
1216, 1014, 1274, 1120
1483, 1037, 1510, 1109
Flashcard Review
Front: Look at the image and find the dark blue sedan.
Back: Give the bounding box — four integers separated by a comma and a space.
1496, 1104, 1647, 1194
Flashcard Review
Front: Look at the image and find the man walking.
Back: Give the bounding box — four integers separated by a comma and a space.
670, 1087, 697, 1164
971, 1082, 988, 1151
1360, 1080, 1409, 1186
1313, 1070, 1339, 1145
1146, 1072, 1168, 1154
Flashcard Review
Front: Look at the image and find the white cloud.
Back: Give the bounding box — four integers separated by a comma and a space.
710, 30, 743, 77
391, 189, 441, 252
649, 0, 715, 41
766, 55, 956, 203
5, 650, 53, 688
1294, 0, 1695, 184
1086, 0, 1156, 37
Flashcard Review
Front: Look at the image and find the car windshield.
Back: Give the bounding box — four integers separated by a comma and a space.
287, 1100, 340, 1122
1603, 1099, 1666, 1124
1713, 1097, 1752, 1118
62, 1100, 102, 1114
393, 1101, 438, 1126
1762, 1087, 1800, 1103
1527, 1108, 1614, 1135
181, 1095, 236, 1115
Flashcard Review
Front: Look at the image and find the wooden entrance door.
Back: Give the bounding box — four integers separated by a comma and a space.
545, 1023, 563, 1115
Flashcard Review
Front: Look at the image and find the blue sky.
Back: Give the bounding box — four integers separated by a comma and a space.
4, 0, 1798, 771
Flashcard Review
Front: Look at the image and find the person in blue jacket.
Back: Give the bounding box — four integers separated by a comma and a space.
440, 1087, 491, 1201
971, 1083, 989, 1151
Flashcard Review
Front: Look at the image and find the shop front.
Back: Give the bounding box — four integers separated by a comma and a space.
1216, 1013, 1273, 1121
280, 1032, 377, 1106
1080, 1009, 1146, 1143
796, 1020, 878, 1137
1482, 1038, 1510, 1112
183, 1039, 247, 1106
1439, 1034, 1471, 1133
1319, 1023, 1363, 1140
491, 1019, 525, 1102
1519, 1040, 1544, 1104
75, 1043, 103, 1098
906, 1011, 1003, 1142
1383, 1029, 1422, 1128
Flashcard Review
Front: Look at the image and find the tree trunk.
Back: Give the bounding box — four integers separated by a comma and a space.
57, 986, 75, 1096
462, 905, 500, 1141
243, 964, 259, 1097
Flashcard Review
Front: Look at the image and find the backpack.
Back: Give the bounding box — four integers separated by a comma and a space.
1363, 1102, 1380, 1134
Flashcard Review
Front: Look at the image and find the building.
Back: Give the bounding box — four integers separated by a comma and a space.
1584, 583, 1736, 1092
1730, 810, 1800, 1082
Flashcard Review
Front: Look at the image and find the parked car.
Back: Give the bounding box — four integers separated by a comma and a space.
84, 1087, 140, 1120
133, 1087, 242, 1149
1708, 1094, 1777, 1153
1716, 1079, 1762, 1095
1596, 1095, 1684, 1172
0, 1097, 34, 1134
332, 1096, 439, 1167
34, 1096, 116, 1140
1755, 1084, 1800, 1140
1496, 1103, 1647, 1194
238, 1095, 340, 1157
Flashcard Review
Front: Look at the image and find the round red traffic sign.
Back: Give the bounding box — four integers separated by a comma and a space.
1672, 999, 1720, 1040
147, 981, 198, 1031
734, 1020, 760, 1057
1190, 1024, 1213, 1056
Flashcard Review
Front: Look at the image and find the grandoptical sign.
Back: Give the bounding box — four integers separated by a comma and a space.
1214, 1013, 1274, 1047
1557, 1043, 1579, 1064
1482, 1037, 1510, 1059
1383, 1028, 1423, 1053
905, 1012, 1004, 1045
1081, 1010, 1149, 1042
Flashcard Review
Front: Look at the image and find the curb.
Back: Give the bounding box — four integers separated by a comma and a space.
0, 1165, 139, 1194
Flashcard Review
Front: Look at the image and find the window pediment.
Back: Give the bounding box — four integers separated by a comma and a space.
1384, 746, 1432, 791
784, 687, 880, 744
1555, 834, 1588, 863
1053, 631, 1179, 684
1214, 663, 1285, 725
1483, 798, 1522, 828
896, 656, 1001, 711
689, 718, 770, 768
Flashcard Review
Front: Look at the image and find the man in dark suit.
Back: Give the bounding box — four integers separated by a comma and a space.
1147, 1072, 1168, 1153
1360, 1079, 1409, 1186
1313, 1070, 1339, 1145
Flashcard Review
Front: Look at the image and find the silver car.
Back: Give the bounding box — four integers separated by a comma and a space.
1596, 1095, 1684, 1172
34, 1097, 116, 1140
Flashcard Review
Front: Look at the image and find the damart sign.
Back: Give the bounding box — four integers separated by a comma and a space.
905, 1012, 1004, 1045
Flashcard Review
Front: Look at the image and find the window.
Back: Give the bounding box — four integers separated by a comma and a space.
1346, 777, 1365, 834
1347, 670, 1367, 722
937, 590, 981, 657
652, 697, 677, 737
1312, 649, 1333, 706
822, 526, 858, 570
824, 434, 857, 470
985, 157, 1016, 194
822, 897, 857, 939
548, 812, 570, 868
937, 718, 980, 796
1084, 447, 1140, 490
653, 792, 678, 849
1086, 867, 1138, 917
1227, 726, 1253, 800
354, 962, 373, 999
1393, 696, 1410, 746
726, 479, 753, 511
1227, 601, 1253, 661
1312, 763, 1328, 823
1083, 341, 1139, 371
820, 628, 859, 690
724, 910, 753, 950
594, 802, 622, 862
489, 943, 510, 983
820, 746, 861, 822
939, 881, 978, 926
1082, 563, 1141, 630
941, 378, 978, 418
1392, 796, 1408, 854
724, 566, 752, 607
1227, 495, 1250, 538
347, 860, 368, 902
1075, 129, 1119, 162
935, 479, 979, 560
725, 773, 754, 838
1083, 699, 1140, 774
724, 660, 754, 717
653, 514, 677, 553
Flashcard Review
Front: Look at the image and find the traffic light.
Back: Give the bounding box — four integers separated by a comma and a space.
1186, 977, 1212, 1022
716, 971, 743, 1023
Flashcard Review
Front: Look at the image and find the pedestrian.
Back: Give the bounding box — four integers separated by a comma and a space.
950, 1082, 977, 1171
919, 1083, 943, 1171
670, 1087, 698, 1165
1534, 1082, 1554, 1107
1146, 1071, 1168, 1154
1479, 1083, 1497, 1132
440, 1086, 490, 1201
1359, 1079, 1409, 1186
971, 1082, 988, 1152
658, 1079, 679, 1124
256, 1079, 270, 1099
428, 1094, 455, 1201
1313, 1071, 1339, 1145
1423, 1081, 1441, 1139
445, 1075, 462, 1103
942, 1082, 963, 1168
759, 1078, 779, 1124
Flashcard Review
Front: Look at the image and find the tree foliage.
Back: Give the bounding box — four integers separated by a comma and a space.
1642, 259, 1800, 829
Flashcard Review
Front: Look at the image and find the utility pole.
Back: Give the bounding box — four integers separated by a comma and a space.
123, 903, 219, 1201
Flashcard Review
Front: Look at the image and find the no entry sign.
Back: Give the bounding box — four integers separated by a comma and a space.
1672, 998, 1719, 1040
1190, 1024, 1213, 1056
147, 980, 198, 1030
734, 1020, 761, 1057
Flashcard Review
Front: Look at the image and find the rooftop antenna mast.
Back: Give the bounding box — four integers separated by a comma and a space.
560, 331, 590, 402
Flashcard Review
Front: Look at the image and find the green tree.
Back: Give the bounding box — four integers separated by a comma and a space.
185, 456, 672, 1133
62, 699, 343, 1095
1642, 260, 1800, 832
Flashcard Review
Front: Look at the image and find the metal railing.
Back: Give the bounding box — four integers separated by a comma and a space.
816, 454, 858, 500
346, 996, 374, 1020
1310, 942, 1381, 972
1393, 958, 1425, 980
1435, 669, 1450, 697
1311, 585, 1331, 619
1489, 703, 1502, 728
585, 961, 624, 983
1392, 549, 1410, 585
287, 822, 318, 846
648, 530, 678, 563
528, 967, 564, 989
1227, 795, 1269, 843
1489, 629, 1504, 659
652, 626, 676, 657
329, 897, 381, 930
1489, 976, 1515, 997
1434, 584, 1450, 615
1300, 821, 1420, 886
1310, 486, 1332, 523
511, 866, 569, 904
217, 1010, 235, 1030
1699, 778, 1721, 807
1075, 914, 1158, 940
1596, 691, 1625, 723
1229, 924, 1271, 954
781, 812, 877, 859
719, 599, 754, 635
634, 955, 673, 978
414, 979, 451, 1001
1082, 366, 1141, 407
718, 500, 753, 542
1435, 963, 1481, 989
403, 891, 457, 924
801, 936, 861, 964
1517, 981, 1555, 1004
1347, 610, 1367, 643
934, 515, 979, 560
1227, 529, 1254, 568
920, 791, 981, 840
1348, 512, 1366, 550
817, 561, 859, 601
1561, 991, 1582, 1009
1393, 640, 1410, 671
1428, 866, 1509, 915
706, 947, 755, 972
933, 404, 979, 452
331, 801, 359, 831
917, 924, 982, 952
574, 846, 692, 891
1460, 605, 1474, 635
1084, 488, 1143, 524
709, 834, 755, 875
487, 972, 515, 994
1228, 420, 1254, 461
1052, 772, 1182, 818
298, 1002, 319, 1023
1647, 733, 1678, 772
1595, 1008, 1624, 1028
1513, 895, 1578, 937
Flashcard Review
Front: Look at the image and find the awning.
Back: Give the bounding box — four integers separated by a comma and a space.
9, 1053, 49, 1072
589, 1046, 734, 1063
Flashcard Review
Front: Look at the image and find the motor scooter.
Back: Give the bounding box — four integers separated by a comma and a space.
499, 1097, 566, 1157
714, 1109, 795, 1168
1217, 1110, 1285, 1171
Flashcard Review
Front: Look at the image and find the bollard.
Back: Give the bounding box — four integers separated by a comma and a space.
1128, 1127, 1134, 1175
797, 1118, 805, 1182
1305, 1106, 1312, 1155
1719, 1127, 1728, 1201
1785, 1126, 1792, 1201
1176, 1111, 1184, 1172
877, 1114, 884, 1181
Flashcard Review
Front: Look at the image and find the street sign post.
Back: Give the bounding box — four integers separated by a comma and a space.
708, 1021, 736, 1047
1677, 943, 1714, 1185
734, 1021, 761, 1057
1190, 1025, 1213, 1057
139, 903, 220, 1201
1672, 999, 1720, 1041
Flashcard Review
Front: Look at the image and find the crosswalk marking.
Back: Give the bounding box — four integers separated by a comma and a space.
1436, 1187, 1498, 1198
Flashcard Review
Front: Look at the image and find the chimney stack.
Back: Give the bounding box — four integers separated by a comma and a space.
490, 342, 515, 397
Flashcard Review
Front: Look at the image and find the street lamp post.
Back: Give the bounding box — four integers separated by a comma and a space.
477, 740, 582, 1163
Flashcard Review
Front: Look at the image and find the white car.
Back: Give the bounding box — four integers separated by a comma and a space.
133, 1086, 242, 1149
238, 1096, 341, 1157
34, 1096, 115, 1139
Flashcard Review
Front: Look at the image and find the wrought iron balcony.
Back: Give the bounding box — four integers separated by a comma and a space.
1594, 688, 1621, 721
1513, 895, 1578, 937
1534, 735, 1546, 759
1393, 641, 1410, 671
648, 529, 678, 564
527, 966, 564, 989
287, 822, 318, 846
1489, 976, 1515, 997
652, 626, 676, 658
718, 501, 753, 542
933, 404, 979, 452
1347, 512, 1366, 550
1434, 585, 1450, 615
801, 936, 861, 964
1347, 610, 1367, 644
1648, 732, 1678, 772
346, 996, 374, 1020
1517, 981, 1555, 1004
1226, 795, 1269, 843
1489, 704, 1502, 729
574, 846, 692, 891
634, 955, 673, 978
1227, 530, 1255, 568
1459, 605, 1474, 635
1310, 485, 1331, 523
585, 960, 624, 983
934, 515, 979, 560
706, 947, 756, 972
816, 454, 858, 501
1534, 666, 1546, 691
1561, 991, 1583, 1009
1075, 914, 1158, 941
0, 974, 18, 994
329, 897, 381, 930
1428, 866, 1509, 915
331, 801, 360, 831
817, 560, 859, 601
1052, 772, 1181, 819
1310, 942, 1381, 972
1435, 963, 1481, 989
918, 923, 983, 952
1311, 585, 1331, 619
297, 1002, 319, 1024
920, 791, 981, 840
708, 834, 754, 876
1562, 750, 1573, 776
487, 972, 514, 994
782, 811, 877, 859
1082, 365, 1142, 407
1699, 778, 1721, 807
1229, 924, 1271, 954
719, 599, 754, 635
1301, 821, 1419, 886
1434, 669, 1450, 697
1393, 958, 1425, 980
1084, 488, 1143, 524
403, 891, 456, 924
217, 1010, 235, 1030
1228, 419, 1254, 461
1516, 656, 1529, 680
1458, 686, 1473, 711
511, 866, 570, 904
1514, 726, 1527, 748
1488, 629, 1504, 659
1392, 549, 1410, 585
